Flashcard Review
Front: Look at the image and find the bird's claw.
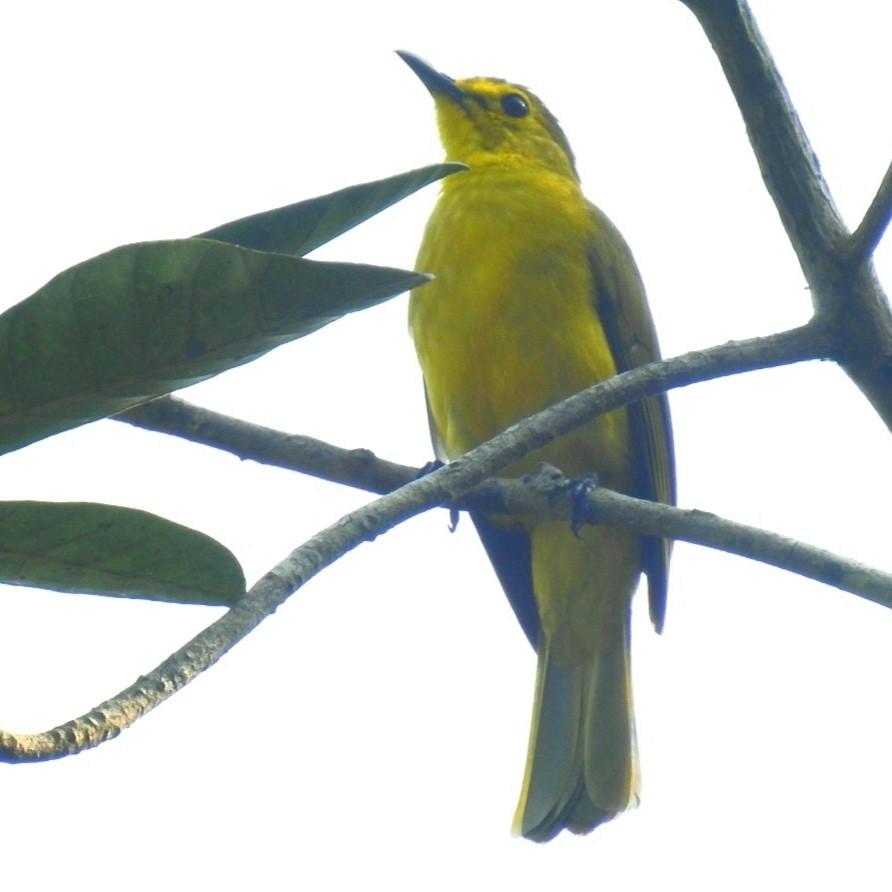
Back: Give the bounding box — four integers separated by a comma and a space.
415, 459, 445, 479
570, 473, 600, 538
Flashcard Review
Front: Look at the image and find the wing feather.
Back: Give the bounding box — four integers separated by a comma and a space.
586, 202, 676, 630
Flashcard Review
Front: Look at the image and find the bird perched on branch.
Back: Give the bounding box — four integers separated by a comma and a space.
399, 51, 675, 842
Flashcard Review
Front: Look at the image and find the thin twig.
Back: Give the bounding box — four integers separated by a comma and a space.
117, 397, 415, 495
846, 157, 892, 265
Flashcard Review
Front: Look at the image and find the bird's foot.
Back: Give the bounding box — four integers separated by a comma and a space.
415, 459, 444, 479
569, 473, 600, 539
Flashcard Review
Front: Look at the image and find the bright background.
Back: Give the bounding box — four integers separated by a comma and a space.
2, 1, 891, 888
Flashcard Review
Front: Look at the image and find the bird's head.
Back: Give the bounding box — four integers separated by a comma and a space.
397, 51, 578, 180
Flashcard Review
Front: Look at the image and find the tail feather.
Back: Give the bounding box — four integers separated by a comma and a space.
513, 617, 638, 842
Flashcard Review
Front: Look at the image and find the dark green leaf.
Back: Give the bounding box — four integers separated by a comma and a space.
0, 239, 429, 455
0, 501, 245, 605
197, 163, 466, 256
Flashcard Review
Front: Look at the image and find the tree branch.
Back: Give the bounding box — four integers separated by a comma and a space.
0, 323, 832, 762
678, 0, 847, 269
474, 471, 892, 612
117, 323, 828, 496
679, 0, 892, 434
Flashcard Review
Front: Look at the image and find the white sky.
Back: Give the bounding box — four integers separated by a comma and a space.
2, 1, 891, 889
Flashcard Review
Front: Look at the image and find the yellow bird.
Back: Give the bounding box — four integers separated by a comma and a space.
399, 52, 675, 842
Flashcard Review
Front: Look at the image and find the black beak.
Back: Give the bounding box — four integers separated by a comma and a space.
396, 51, 467, 103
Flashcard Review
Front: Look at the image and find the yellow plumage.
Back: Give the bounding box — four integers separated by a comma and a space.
399, 52, 675, 842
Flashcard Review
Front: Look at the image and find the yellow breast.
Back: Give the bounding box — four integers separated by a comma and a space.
410, 162, 630, 482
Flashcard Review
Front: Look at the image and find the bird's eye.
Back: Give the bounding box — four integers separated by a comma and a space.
500, 93, 529, 118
